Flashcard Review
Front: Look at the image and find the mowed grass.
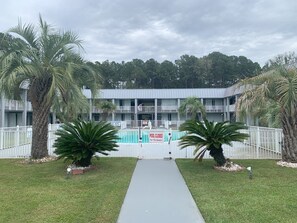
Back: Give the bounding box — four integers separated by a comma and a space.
176, 159, 297, 223
0, 158, 137, 223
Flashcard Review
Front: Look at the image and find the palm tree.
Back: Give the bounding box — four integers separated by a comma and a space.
179, 119, 248, 166
178, 96, 206, 120
237, 67, 297, 162
97, 100, 116, 121
237, 92, 281, 127
0, 16, 100, 159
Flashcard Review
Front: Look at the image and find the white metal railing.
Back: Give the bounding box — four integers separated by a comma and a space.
116, 106, 134, 112
226, 104, 236, 112
204, 105, 224, 112
92, 105, 225, 114
120, 120, 183, 129
157, 106, 178, 112
5, 99, 24, 110
4, 100, 33, 111
0, 125, 282, 159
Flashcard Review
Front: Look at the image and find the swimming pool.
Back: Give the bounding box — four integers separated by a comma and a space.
117, 129, 185, 143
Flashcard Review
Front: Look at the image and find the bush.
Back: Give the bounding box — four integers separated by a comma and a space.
54, 120, 119, 167
179, 119, 249, 166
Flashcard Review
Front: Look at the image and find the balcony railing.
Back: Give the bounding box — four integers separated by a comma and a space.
92, 106, 136, 113
5, 100, 24, 111
204, 105, 224, 112
4, 100, 227, 114
157, 106, 178, 112
136, 106, 155, 113
227, 104, 236, 112
115, 106, 135, 113
27, 102, 32, 111
3, 100, 33, 112
92, 105, 225, 113
118, 120, 184, 129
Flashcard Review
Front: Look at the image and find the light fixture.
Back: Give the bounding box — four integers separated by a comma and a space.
67, 167, 72, 174
247, 166, 252, 179
66, 167, 72, 179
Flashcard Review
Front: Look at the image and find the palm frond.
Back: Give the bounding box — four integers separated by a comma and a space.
8, 19, 38, 49
194, 147, 207, 162
237, 67, 297, 126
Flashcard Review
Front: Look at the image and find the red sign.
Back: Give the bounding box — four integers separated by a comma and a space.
149, 132, 164, 143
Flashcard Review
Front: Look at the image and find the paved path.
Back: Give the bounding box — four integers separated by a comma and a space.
117, 159, 205, 223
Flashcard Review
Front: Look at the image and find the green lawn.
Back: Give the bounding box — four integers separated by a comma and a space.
0, 157, 137, 223
177, 159, 297, 223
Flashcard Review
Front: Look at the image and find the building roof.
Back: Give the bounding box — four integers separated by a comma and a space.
83, 86, 243, 99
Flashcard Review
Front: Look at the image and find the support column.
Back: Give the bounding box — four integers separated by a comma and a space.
177, 99, 180, 128
22, 90, 28, 126
0, 94, 5, 127
154, 98, 158, 128
223, 98, 227, 121
226, 97, 230, 121
200, 98, 204, 120
235, 95, 239, 122
89, 99, 92, 121
52, 112, 57, 124
134, 99, 138, 127
112, 99, 115, 121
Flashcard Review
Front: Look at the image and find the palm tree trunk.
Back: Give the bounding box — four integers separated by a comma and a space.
75, 152, 93, 167
101, 113, 108, 121
209, 146, 227, 166
281, 112, 297, 162
31, 101, 51, 159
29, 78, 52, 159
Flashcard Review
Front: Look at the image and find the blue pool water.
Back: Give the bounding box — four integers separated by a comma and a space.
117, 130, 185, 143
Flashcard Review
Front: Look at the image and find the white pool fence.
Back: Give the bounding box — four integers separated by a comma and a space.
0, 124, 282, 159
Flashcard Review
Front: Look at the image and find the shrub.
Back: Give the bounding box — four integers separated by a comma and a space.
54, 120, 119, 167
179, 119, 249, 166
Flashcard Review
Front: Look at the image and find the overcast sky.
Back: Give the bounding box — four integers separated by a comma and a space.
1, 0, 297, 66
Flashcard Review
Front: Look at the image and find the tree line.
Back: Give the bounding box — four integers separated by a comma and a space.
88, 52, 261, 89
1, 31, 263, 89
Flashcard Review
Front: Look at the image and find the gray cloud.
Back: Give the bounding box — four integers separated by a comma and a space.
1, 0, 297, 66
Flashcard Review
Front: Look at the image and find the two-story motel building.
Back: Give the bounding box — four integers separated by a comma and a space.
0, 85, 241, 128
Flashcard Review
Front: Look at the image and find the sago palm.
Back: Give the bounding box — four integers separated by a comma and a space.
54, 120, 119, 167
0, 16, 100, 159
237, 67, 297, 162
179, 119, 248, 166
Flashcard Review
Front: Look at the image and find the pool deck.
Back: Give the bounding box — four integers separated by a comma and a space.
117, 159, 205, 223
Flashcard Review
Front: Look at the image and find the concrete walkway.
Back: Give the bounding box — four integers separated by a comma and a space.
117, 159, 205, 223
